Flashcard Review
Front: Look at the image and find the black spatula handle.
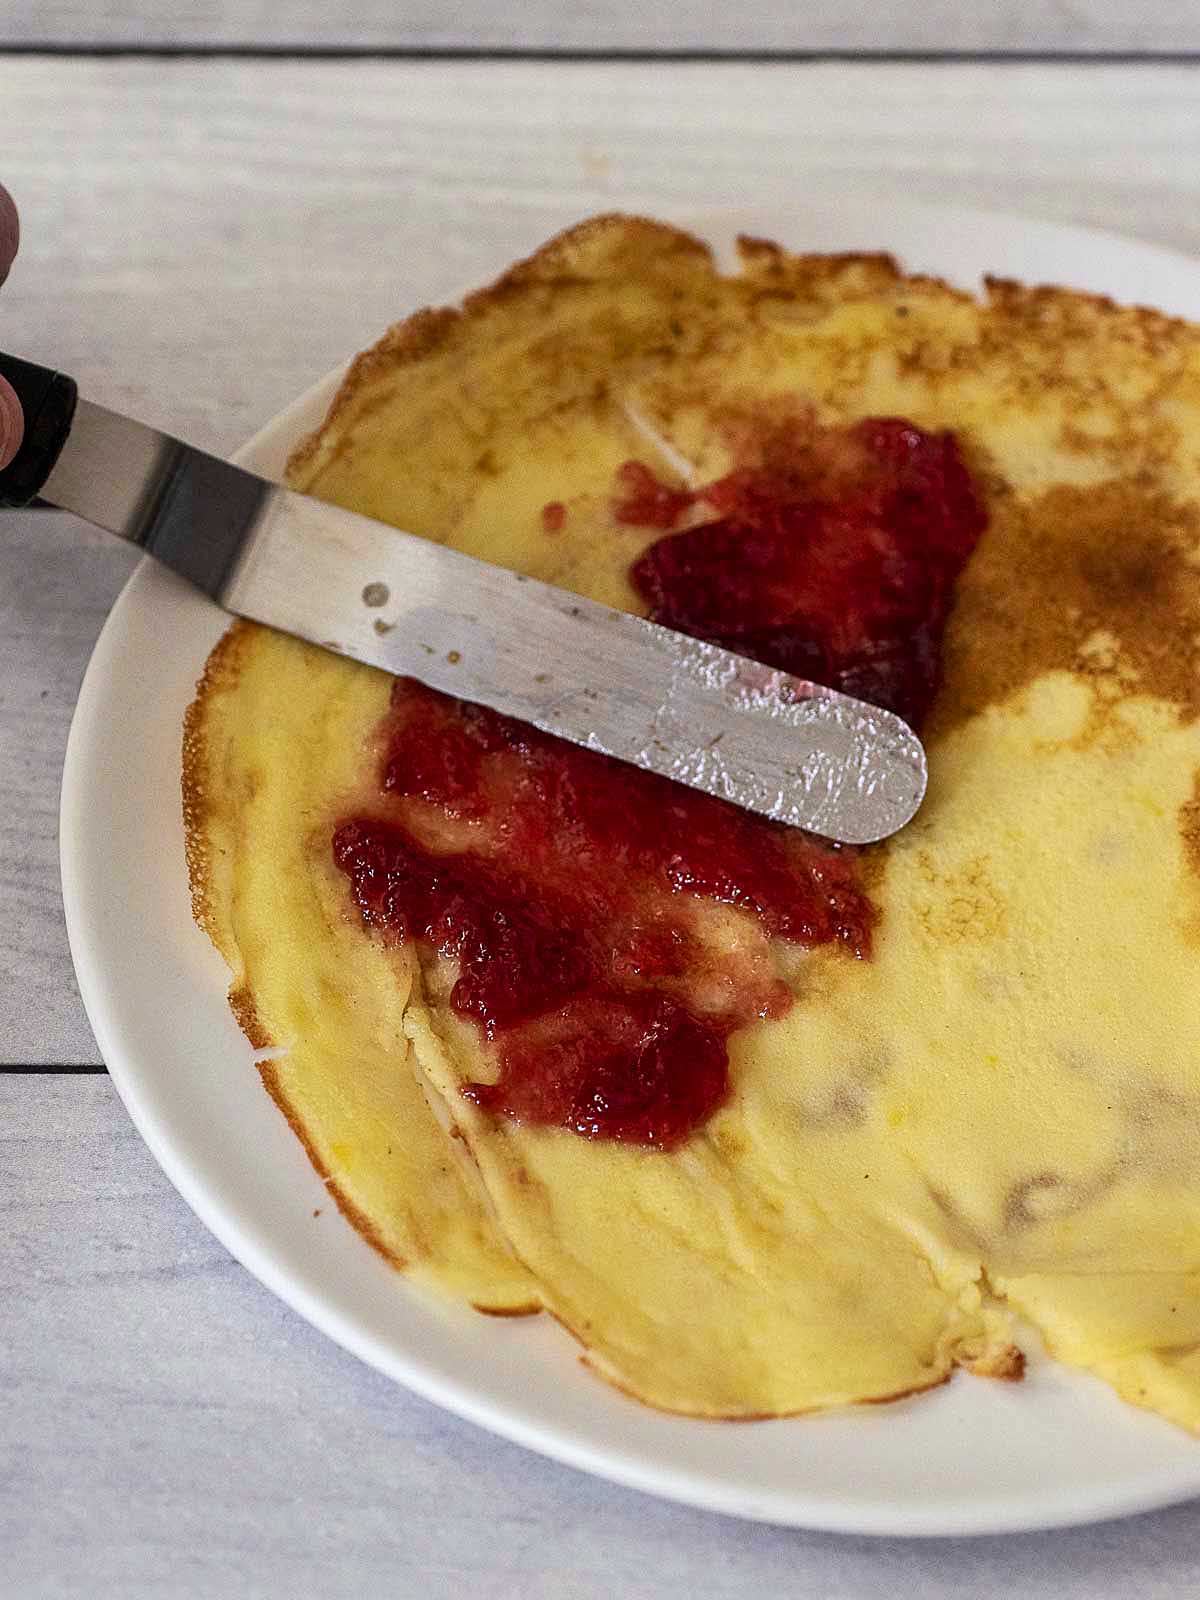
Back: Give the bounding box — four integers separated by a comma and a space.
0, 351, 78, 508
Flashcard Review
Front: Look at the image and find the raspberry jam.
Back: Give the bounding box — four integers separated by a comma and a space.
333, 415, 986, 1148
628, 417, 986, 727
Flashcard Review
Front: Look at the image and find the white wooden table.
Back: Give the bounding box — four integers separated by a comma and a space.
7, 13, 1200, 1594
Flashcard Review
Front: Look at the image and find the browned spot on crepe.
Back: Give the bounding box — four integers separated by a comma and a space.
1179, 773, 1200, 881
933, 481, 1200, 739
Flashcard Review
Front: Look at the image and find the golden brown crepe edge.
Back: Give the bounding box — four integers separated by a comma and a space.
283, 214, 713, 489
182, 622, 272, 1047
283, 211, 1199, 500
182, 623, 412, 1275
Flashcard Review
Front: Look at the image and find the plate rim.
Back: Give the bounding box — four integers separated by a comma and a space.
59, 198, 1200, 1538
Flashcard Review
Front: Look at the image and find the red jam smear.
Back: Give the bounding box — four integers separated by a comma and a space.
627, 417, 987, 727
334, 681, 869, 1148
333, 415, 986, 1148
613, 461, 694, 529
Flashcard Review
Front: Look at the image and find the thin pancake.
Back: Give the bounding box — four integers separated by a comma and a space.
187, 215, 1200, 1422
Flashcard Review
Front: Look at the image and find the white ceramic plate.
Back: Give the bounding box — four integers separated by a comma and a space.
61, 201, 1200, 1537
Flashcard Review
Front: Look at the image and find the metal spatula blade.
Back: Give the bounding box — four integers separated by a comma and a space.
1, 356, 927, 844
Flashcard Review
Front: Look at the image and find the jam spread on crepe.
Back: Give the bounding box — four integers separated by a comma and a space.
333, 416, 985, 1148
625, 417, 985, 728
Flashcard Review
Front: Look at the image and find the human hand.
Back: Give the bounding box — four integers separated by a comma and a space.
0, 185, 22, 471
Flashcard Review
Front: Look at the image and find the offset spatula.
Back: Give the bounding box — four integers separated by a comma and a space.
0, 351, 926, 844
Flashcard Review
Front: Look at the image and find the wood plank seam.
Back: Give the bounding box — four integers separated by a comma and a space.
4, 46, 1200, 63
2, 1064, 109, 1073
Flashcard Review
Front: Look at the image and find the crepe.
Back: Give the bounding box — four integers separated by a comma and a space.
185, 215, 1200, 1424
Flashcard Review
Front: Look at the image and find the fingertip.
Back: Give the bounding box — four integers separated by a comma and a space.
0, 375, 23, 472
0, 184, 18, 287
